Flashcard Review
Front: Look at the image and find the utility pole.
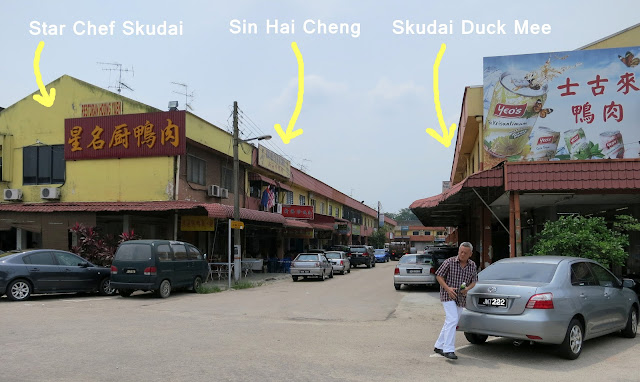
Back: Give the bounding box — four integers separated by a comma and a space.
233, 101, 241, 281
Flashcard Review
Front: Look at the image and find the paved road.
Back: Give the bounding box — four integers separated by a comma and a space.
1, 261, 638, 381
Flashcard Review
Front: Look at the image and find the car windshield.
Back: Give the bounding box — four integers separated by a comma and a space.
374, 249, 386, 254
296, 254, 319, 261
115, 244, 152, 261
479, 262, 558, 283
325, 253, 341, 259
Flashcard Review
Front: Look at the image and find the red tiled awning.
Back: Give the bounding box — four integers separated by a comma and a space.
505, 160, 640, 191
0, 201, 287, 225
309, 222, 335, 231
284, 219, 313, 228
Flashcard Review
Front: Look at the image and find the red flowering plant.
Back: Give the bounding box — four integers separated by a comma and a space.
69, 223, 140, 267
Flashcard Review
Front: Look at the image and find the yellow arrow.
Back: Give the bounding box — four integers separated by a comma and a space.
32, 41, 56, 107
274, 42, 304, 144
426, 43, 457, 147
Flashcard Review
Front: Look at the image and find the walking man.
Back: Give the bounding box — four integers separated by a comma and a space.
434, 242, 478, 360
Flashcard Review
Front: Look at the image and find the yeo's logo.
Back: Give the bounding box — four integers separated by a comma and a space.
494, 103, 527, 118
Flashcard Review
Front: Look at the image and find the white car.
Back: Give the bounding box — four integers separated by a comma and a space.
393, 254, 437, 290
325, 251, 351, 275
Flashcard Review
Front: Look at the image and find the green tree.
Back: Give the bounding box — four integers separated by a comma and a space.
528, 214, 640, 268
369, 226, 390, 249
387, 208, 417, 222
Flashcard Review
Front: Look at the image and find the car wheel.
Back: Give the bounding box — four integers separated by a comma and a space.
621, 307, 638, 338
119, 289, 133, 297
464, 332, 489, 344
366, 260, 371, 268
99, 278, 116, 296
7, 279, 32, 301
156, 280, 171, 298
372, 260, 376, 267
347, 267, 351, 274
292, 276, 299, 282
558, 318, 583, 360
329, 270, 334, 279
320, 271, 326, 281
394, 283, 401, 290
191, 276, 202, 293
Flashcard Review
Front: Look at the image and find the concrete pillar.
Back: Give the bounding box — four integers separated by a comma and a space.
123, 215, 130, 233
509, 192, 516, 258
16, 228, 27, 250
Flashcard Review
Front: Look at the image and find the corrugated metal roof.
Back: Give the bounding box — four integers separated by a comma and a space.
0, 201, 286, 224
505, 160, 640, 191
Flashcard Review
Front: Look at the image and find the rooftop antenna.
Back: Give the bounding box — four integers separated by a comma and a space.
299, 158, 311, 173
171, 82, 195, 111
97, 62, 134, 93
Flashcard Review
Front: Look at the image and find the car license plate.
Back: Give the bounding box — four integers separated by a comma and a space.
479, 297, 507, 307
300, 270, 310, 273
407, 269, 422, 274
125, 269, 136, 274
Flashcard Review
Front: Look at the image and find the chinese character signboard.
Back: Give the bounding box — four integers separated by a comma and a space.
258, 145, 291, 179
81, 101, 122, 117
181, 216, 215, 231
65, 111, 186, 160
285, 228, 314, 238
280, 204, 314, 219
483, 46, 640, 166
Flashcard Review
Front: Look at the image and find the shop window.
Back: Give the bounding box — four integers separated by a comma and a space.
187, 155, 206, 185
285, 191, 293, 205
310, 199, 316, 212
299, 195, 306, 206
328, 205, 333, 216
336, 208, 340, 218
221, 166, 233, 190
424, 231, 431, 236
23, 145, 65, 185
320, 202, 325, 215
413, 231, 419, 235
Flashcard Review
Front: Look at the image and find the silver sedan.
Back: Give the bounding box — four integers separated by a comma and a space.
457, 256, 639, 359
290, 253, 334, 281
325, 251, 351, 275
393, 254, 437, 290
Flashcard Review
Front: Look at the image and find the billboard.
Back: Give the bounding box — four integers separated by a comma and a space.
258, 145, 291, 179
65, 111, 186, 160
483, 46, 640, 167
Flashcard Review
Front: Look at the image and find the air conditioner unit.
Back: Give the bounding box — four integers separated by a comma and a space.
4, 189, 22, 201
207, 185, 221, 197
220, 188, 229, 199
40, 187, 61, 200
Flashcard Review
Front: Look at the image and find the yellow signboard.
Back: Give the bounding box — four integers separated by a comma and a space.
181, 216, 215, 231
231, 220, 245, 229
258, 145, 291, 179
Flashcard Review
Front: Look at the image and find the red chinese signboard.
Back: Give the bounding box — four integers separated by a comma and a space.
280, 205, 314, 220
64, 111, 186, 160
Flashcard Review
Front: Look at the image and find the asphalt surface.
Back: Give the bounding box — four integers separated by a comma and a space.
1, 261, 639, 382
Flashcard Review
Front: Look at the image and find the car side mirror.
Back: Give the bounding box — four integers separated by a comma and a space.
622, 278, 636, 289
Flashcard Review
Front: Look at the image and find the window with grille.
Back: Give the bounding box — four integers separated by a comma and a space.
23, 145, 65, 185
187, 155, 206, 185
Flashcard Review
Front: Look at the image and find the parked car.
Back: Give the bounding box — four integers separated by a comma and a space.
327, 245, 350, 253
290, 253, 334, 281
348, 245, 376, 268
325, 251, 351, 275
457, 256, 639, 359
426, 246, 458, 270
110, 240, 208, 298
393, 253, 437, 290
0, 249, 115, 301
374, 249, 390, 263
307, 249, 326, 254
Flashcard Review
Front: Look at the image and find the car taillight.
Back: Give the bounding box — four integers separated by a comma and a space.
347, 252, 352, 257
315, 262, 320, 267
394, 267, 399, 274
340, 260, 344, 265
430, 268, 436, 274
290, 262, 295, 268
144, 266, 157, 276
526, 293, 554, 309
111, 265, 118, 274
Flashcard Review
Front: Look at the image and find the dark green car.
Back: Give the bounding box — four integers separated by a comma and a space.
110, 240, 208, 298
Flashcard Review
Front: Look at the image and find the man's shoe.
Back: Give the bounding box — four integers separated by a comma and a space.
443, 352, 458, 360
433, 347, 444, 356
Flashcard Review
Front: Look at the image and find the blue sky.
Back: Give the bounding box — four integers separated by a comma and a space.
1, 0, 638, 213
